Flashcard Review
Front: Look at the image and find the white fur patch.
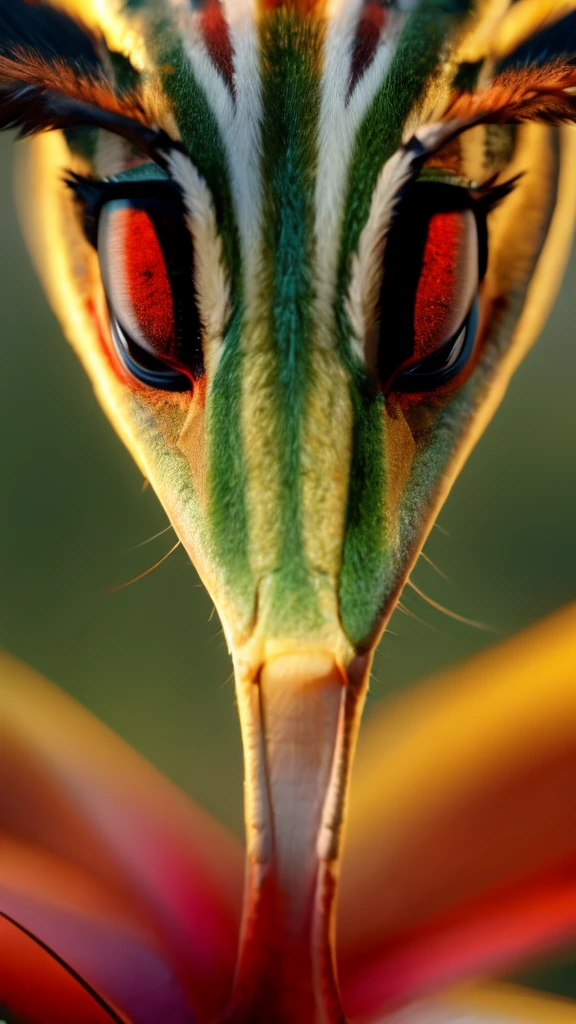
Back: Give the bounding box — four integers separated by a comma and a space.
221, 0, 264, 310
346, 120, 470, 362
166, 148, 231, 377
314, 5, 403, 322
170, 0, 263, 316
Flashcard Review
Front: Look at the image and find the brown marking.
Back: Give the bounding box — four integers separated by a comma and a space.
258, 0, 327, 18
445, 62, 576, 126
201, 0, 235, 96
348, 0, 388, 99
0, 52, 147, 125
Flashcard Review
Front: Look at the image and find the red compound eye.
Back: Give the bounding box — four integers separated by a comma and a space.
377, 183, 482, 394
0, 915, 121, 1023
412, 207, 478, 364
98, 196, 202, 391
103, 203, 175, 359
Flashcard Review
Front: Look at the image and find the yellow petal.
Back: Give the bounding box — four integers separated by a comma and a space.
374, 982, 576, 1022
433, 981, 576, 1023
338, 605, 576, 1014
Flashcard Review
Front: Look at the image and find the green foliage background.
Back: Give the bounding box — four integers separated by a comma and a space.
0, 134, 575, 994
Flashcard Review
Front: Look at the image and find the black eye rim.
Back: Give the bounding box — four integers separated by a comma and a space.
110, 317, 192, 392
388, 298, 479, 394
75, 178, 203, 393
377, 178, 496, 396
67, 172, 186, 250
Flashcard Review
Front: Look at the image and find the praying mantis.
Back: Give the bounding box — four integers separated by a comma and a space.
1, 0, 576, 1020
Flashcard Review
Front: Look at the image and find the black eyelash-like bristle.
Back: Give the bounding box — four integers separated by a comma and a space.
0, 0, 104, 140
0, 0, 163, 152
65, 171, 113, 248
498, 10, 576, 73
474, 173, 523, 213
0, 85, 86, 137
65, 171, 187, 247
0, 0, 101, 71
65, 170, 105, 205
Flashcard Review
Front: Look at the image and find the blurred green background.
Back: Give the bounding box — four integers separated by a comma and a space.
0, 131, 575, 844
1, 131, 575, 1001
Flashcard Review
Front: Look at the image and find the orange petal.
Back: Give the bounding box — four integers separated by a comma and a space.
338, 604, 576, 1017
0, 650, 243, 1019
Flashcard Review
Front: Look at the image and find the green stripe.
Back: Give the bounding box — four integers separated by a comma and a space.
208, 312, 255, 617
158, 37, 241, 278
338, 0, 473, 645
259, 12, 325, 633
338, 373, 389, 645
157, 33, 254, 621
337, 0, 473, 327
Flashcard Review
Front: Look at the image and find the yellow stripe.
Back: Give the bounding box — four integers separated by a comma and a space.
301, 346, 353, 591
239, 316, 284, 583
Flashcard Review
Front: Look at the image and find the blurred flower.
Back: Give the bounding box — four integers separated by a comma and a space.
1, 605, 576, 1023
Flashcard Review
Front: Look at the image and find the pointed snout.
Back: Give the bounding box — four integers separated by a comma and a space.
229, 647, 371, 1022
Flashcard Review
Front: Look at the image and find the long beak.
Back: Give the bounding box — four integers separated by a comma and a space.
225, 649, 371, 1023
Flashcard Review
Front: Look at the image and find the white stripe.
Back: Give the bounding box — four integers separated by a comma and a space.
346, 120, 467, 363
166, 149, 231, 376
169, 0, 237, 147
170, 0, 264, 312
221, 0, 264, 310
314, 3, 404, 342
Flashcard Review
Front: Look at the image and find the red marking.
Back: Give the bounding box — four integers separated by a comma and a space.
348, 1, 388, 97
202, 0, 235, 95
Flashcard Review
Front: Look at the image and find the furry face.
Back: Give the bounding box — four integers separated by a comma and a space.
2, 0, 575, 672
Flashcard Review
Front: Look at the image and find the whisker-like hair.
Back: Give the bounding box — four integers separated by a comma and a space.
406, 579, 493, 632
109, 540, 181, 593
420, 551, 449, 581
433, 522, 449, 536
128, 524, 175, 551
397, 600, 439, 633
